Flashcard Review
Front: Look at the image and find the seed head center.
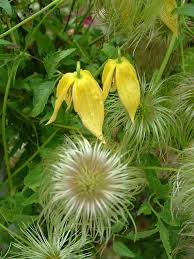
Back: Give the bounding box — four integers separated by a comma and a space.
78, 169, 103, 195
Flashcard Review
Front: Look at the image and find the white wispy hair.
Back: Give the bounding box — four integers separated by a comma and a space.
104, 77, 177, 157
172, 76, 194, 148
94, 0, 165, 48
170, 146, 194, 255
41, 138, 144, 242
12, 223, 89, 259
171, 146, 194, 219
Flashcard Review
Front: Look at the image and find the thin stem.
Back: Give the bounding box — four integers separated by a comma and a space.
76, 61, 81, 78
142, 166, 177, 172
0, 0, 63, 39
2, 70, 13, 193
89, 34, 104, 46
64, 0, 76, 30
117, 47, 122, 63
10, 129, 60, 179
74, 40, 92, 63
154, 33, 177, 85
25, 0, 63, 50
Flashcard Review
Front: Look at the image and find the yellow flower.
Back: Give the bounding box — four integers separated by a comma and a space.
47, 67, 104, 142
102, 56, 140, 123
160, 0, 178, 36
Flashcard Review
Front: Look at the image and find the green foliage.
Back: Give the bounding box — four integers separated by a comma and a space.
113, 240, 135, 258
175, 4, 194, 17
0, 0, 193, 258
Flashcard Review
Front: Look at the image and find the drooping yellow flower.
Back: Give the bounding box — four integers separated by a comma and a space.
102, 56, 140, 123
47, 65, 104, 142
160, 0, 178, 35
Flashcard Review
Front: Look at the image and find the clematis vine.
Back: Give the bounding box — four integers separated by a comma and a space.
47, 62, 104, 142
102, 49, 140, 123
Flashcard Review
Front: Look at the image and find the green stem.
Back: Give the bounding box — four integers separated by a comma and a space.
0, 0, 63, 39
25, 0, 63, 50
142, 166, 177, 171
117, 47, 122, 63
154, 33, 177, 85
2, 71, 13, 194
89, 34, 104, 46
76, 61, 81, 78
10, 129, 60, 179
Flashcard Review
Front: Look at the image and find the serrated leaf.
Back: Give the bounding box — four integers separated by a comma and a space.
113, 240, 135, 257
0, 0, 12, 16
174, 4, 194, 17
44, 49, 75, 78
30, 80, 55, 117
24, 164, 43, 191
157, 220, 172, 259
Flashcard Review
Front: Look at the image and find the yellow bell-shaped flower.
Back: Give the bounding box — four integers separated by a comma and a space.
47, 63, 104, 142
102, 55, 140, 123
160, 0, 178, 36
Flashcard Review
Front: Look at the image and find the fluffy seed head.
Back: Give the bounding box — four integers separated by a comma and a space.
104, 77, 177, 157
13, 224, 89, 259
41, 138, 141, 241
171, 146, 194, 219
171, 77, 194, 148
170, 145, 194, 255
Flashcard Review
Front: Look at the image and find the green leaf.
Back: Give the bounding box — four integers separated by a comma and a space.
125, 228, 158, 240
141, 153, 169, 199
0, 39, 12, 45
0, 0, 12, 16
23, 193, 39, 206
113, 240, 135, 257
44, 49, 76, 78
159, 201, 178, 227
24, 164, 44, 191
30, 80, 55, 117
175, 4, 194, 17
138, 201, 152, 216
102, 43, 117, 59
157, 220, 172, 259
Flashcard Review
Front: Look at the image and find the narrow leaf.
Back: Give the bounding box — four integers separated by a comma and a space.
113, 240, 135, 257
157, 220, 172, 259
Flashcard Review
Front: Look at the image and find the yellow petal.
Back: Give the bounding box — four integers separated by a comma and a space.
160, 0, 178, 35
116, 59, 140, 123
102, 59, 117, 100
46, 73, 75, 125
73, 73, 104, 142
